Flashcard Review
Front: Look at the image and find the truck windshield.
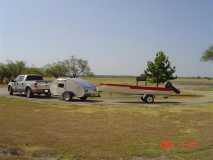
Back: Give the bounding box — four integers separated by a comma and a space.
26, 76, 43, 81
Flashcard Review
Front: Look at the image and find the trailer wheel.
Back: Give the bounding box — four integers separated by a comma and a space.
144, 95, 154, 104
63, 92, 73, 101
80, 96, 88, 101
45, 93, 51, 98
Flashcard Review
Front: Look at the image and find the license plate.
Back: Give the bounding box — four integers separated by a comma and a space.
44, 90, 49, 93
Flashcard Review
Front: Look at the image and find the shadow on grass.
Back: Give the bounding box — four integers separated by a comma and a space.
12, 94, 104, 103
117, 101, 181, 105
171, 94, 204, 98
65, 99, 103, 103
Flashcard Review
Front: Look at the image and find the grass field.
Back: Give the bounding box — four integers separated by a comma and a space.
0, 77, 213, 160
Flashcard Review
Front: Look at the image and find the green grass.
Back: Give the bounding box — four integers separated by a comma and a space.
0, 97, 213, 160
173, 78, 213, 86
0, 76, 213, 159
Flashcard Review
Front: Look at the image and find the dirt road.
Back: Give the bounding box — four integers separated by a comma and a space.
0, 87, 7, 97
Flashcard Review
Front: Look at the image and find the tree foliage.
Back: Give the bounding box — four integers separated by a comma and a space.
0, 63, 7, 83
63, 56, 92, 77
201, 45, 213, 61
144, 51, 176, 86
6, 60, 26, 80
0, 56, 93, 83
44, 62, 68, 78
0, 60, 26, 83
24, 67, 45, 76
45, 56, 93, 78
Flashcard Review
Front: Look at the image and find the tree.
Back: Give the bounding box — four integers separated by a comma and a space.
63, 56, 92, 77
45, 56, 93, 78
0, 63, 7, 83
0, 60, 26, 83
144, 51, 176, 86
44, 62, 68, 78
201, 45, 213, 61
0, 57, 93, 83
5, 60, 26, 80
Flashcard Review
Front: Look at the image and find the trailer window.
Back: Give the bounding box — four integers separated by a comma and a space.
58, 83, 65, 88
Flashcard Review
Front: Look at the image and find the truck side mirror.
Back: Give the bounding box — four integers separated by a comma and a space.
11, 80, 16, 82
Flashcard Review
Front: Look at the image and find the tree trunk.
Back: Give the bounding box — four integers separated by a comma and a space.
156, 76, 159, 87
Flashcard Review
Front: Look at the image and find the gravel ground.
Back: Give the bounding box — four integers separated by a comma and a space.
0, 87, 213, 106
0, 87, 8, 97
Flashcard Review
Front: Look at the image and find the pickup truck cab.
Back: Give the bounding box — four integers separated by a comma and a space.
8, 75, 50, 98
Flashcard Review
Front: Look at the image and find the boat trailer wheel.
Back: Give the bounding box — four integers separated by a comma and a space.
141, 95, 155, 104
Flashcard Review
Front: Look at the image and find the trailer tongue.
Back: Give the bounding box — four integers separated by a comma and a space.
98, 82, 180, 104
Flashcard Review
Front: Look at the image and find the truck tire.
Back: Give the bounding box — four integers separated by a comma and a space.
26, 88, 33, 98
144, 95, 154, 104
8, 86, 13, 96
63, 92, 73, 101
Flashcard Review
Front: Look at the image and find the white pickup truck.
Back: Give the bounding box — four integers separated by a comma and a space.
8, 75, 51, 98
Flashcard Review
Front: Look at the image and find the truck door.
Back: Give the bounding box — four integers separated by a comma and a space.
16, 75, 25, 92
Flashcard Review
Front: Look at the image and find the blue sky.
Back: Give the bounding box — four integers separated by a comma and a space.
0, 0, 212, 76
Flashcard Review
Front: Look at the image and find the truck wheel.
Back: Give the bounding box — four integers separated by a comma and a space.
8, 87, 13, 96
144, 95, 154, 104
26, 88, 33, 98
63, 92, 72, 101
80, 96, 88, 101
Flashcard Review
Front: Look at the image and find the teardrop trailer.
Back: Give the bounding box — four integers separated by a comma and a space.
50, 77, 99, 101
98, 81, 180, 104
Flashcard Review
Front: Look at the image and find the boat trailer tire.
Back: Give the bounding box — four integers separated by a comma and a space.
142, 95, 155, 104
63, 92, 73, 101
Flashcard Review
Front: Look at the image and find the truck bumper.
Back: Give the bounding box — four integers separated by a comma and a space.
32, 89, 50, 94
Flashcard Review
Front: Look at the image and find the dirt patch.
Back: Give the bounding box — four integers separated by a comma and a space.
131, 156, 169, 160
0, 146, 24, 157
32, 156, 61, 160
32, 149, 62, 160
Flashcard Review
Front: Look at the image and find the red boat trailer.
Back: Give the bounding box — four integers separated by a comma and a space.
98, 82, 180, 104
